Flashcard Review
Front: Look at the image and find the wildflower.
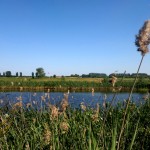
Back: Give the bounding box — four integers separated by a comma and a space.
135, 20, 150, 56
60, 122, 69, 134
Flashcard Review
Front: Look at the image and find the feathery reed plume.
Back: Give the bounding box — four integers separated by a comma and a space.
80, 102, 86, 111
26, 103, 32, 108
19, 86, 23, 91
25, 142, 30, 150
43, 123, 51, 145
16, 96, 22, 101
60, 93, 69, 112
91, 103, 100, 122
50, 105, 59, 119
41, 95, 46, 102
135, 20, 150, 56
47, 88, 50, 92
112, 76, 117, 87
60, 122, 69, 134
13, 101, 23, 108
117, 20, 150, 150
92, 88, 94, 96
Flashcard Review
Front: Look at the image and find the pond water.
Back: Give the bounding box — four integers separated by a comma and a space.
0, 91, 147, 109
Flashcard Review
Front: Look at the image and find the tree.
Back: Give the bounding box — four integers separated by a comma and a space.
6, 71, 11, 77
3, 72, 6, 77
20, 72, 22, 77
36, 67, 45, 78
53, 74, 56, 78
16, 72, 18, 77
32, 72, 34, 78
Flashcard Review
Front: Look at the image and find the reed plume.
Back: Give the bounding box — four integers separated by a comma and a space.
117, 20, 150, 150
135, 20, 150, 56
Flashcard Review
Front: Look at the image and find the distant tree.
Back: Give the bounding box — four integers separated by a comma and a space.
0, 73, 1, 76
32, 72, 34, 78
3, 72, 6, 77
36, 67, 45, 78
20, 72, 22, 77
6, 71, 11, 77
16, 72, 18, 77
36, 72, 38, 78
71, 74, 79, 77
53, 74, 56, 78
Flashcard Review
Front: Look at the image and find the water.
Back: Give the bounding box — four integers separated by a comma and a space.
0, 91, 147, 109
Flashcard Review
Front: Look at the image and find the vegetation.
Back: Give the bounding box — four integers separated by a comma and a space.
36, 67, 45, 78
0, 92, 149, 149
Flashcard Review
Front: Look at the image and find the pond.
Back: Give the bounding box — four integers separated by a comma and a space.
0, 91, 147, 109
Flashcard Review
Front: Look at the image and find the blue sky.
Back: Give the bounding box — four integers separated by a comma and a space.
0, 0, 150, 76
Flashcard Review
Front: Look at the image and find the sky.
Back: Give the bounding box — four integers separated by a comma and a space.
0, 0, 150, 76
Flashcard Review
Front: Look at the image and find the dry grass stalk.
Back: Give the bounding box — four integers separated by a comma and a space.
117, 20, 150, 150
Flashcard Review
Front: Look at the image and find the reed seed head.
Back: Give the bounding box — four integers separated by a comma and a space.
60, 122, 69, 134
43, 123, 51, 145
50, 105, 59, 119
135, 20, 150, 56
80, 102, 86, 111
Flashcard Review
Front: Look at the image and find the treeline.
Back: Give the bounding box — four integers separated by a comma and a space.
82, 73, 150, 78
0, 71, 150, 78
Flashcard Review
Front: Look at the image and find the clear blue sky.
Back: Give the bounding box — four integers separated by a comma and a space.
0, 0, 150, 76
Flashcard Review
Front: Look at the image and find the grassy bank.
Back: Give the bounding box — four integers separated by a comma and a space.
0, 77, 150, 92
